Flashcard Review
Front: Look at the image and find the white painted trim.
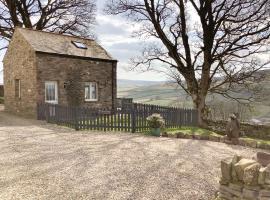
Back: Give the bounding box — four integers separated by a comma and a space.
84, 82, 98, 102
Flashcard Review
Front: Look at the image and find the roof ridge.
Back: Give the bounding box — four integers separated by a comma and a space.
16, 27, 94, 42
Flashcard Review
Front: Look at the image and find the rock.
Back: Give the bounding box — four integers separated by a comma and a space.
200, 135, 209, 140
243, 188, 259, 199
221, 157, 233, 183
234, 159, 257, 181
255, 152, 270, 167
258, 167, 267, 185
259, 189, 270, 197
232, 155, 243, 182
220, 185, 242, 197
175, 132, 185, 138
238, 138, 246, 147
193, 135, 201, 140
167, 133, 177, 138
243, 163, 261, 185
161, 132, 168, 137
184, 134, 193, 139
257, 142, 270, 150
219, 191, 233, 200
229, 183, 243, 192
264, 165, 270, 184
209, 135, 220, 142
244, 139, 257, 148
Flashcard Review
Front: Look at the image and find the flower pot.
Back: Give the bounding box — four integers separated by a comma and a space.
151, 128, 161, 137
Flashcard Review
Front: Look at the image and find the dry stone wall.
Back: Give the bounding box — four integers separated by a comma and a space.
218, 153, 270, 200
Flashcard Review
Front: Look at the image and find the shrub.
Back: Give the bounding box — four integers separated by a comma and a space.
146, 113, 165, 129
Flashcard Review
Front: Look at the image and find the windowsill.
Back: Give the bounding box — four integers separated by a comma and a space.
85, 99, 98, 102
45, 101, 58, 104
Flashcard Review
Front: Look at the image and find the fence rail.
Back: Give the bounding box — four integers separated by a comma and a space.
37, 103, 198, 132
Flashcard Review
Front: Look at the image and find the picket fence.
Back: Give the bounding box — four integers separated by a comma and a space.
37, 103, 198, 132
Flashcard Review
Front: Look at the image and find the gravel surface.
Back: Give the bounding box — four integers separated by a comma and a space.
0, 108, 267, 200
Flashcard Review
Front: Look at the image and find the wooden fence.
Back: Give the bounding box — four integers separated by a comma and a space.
37, 103, 198, 132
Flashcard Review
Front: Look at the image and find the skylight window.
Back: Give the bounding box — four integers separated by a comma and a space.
72, 41, 87, 49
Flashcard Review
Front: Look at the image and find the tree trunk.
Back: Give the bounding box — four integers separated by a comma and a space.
192, 93, 208, 128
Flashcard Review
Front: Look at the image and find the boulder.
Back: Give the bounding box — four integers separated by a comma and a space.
208, 135, 220, 142
229, 183, 243, 192
243, 162, 261, 185
259, 189, 270, 197
258, 167, 267, 185
255, 152, 270, 167
220, 185, 242, 197
232, 155, 243, 182
175, 132, 185, 138
234, 159, 257, 181
264, 164, 270, 184
221, 157, 233, 183
243, 188, 259, 200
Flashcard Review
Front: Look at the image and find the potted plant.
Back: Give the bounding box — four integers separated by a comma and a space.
146, 113, 165, 136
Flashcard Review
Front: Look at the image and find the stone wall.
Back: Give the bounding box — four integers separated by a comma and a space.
218, 153, 270, 200
3, 30, 37, 118
208, 120, 270, 140
36, 52, 117, 110
0, 85, 3, 97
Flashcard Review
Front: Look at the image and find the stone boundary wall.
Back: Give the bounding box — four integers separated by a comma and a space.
207, 120, 270, 140
218, 154, 270, 200
163, 132, 270, 150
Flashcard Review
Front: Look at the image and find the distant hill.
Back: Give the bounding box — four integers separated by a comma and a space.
117, 69, 270, 123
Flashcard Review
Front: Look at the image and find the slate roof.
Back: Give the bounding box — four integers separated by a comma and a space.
16, 27, 115, 61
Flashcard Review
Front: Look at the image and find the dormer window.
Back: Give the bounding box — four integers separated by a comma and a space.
72, 41, 87, 49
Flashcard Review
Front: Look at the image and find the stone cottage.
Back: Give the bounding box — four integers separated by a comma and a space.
3, 28, 117, 118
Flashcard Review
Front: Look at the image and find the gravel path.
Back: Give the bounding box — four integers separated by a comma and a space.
0, 108, 267, 200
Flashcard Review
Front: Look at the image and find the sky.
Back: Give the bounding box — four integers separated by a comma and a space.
0, 0, 166, 84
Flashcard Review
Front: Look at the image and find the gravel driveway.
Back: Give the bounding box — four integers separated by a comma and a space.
0, 108, 266, 200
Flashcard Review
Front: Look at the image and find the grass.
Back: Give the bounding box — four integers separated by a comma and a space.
165, 126, 270, 145
166, 126, 221, 137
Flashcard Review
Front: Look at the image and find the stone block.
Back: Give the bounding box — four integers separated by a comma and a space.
243, 163, 261, 185
175, 132, 185, 138
234, 159, 257, 181
257, 143, 270, 150
232, 155, 243, 182
221, 157, 233, 183
229, 183, 243, 192
255, 152, 270, 167
220, 185, 242, 197
209, 135, 220, 142
184, 134, 193, 139
259, 189, 270, 197
193, 135, 201, 140
244, 139, 257, 148
258, 167, 267, 185
243, 188, 259, 199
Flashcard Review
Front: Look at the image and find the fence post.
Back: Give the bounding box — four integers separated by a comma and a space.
74, 107, 79, 131
131, 104, 137, 133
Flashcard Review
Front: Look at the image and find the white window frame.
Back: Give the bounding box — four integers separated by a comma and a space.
45, 81, 58, 104
85, 82, 98, 102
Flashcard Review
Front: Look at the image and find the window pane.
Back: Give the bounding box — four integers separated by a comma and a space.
45, 82, 57, 102
90, 83, 97, 99
85, 85, 90, 99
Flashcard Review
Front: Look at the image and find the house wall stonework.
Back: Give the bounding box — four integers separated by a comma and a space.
36, 53, 117, 110
3, 31, 37, 118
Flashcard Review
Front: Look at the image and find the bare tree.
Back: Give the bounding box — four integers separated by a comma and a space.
0, 0, 96, 49
105, 0, 270, 126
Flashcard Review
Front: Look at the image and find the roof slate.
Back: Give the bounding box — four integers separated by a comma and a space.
17, 28, 114, 61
